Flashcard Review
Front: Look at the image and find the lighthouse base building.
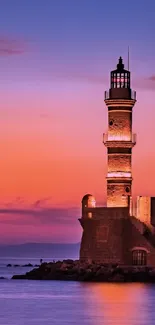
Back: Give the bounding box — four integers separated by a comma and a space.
79, 58, 155, 266
79, 201, 155, 266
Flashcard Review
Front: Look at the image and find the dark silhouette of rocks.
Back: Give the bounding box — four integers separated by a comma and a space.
11, 260, 155, 282
7, 263, 36, 268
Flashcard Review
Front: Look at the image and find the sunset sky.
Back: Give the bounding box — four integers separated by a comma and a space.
0, 0, 155, 244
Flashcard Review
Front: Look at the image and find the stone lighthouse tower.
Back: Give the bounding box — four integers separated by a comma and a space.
79, 57, 155, 266
103, 57, 136, 207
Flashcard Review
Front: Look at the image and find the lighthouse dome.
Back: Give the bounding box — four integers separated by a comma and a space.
82, 194, 96, 208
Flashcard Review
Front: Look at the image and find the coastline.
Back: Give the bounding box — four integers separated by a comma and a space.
12, 260, 155, 282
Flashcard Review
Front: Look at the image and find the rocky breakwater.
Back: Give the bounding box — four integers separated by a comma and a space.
12, 260, 155, 282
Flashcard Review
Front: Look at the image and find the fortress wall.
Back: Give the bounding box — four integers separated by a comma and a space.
80, 215, 155, 266
80, 208, 128, 263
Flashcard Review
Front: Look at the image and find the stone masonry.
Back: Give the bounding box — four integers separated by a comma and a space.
79, 58, 155, 266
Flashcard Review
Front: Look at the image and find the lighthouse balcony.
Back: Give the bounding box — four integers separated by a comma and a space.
103, 133, 136, 147
104, 89, 136, 101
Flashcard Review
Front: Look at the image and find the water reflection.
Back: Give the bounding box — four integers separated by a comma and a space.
81, 283, 155, 325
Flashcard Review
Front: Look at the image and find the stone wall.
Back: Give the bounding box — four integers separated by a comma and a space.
107, 183, 131, 207
123, 217, 155, 266
80, 207, 129, 263
82, 206, 129, 219
108, 111, 132, 139
79, 208, 155, 266
108, 154, 131, 172
80, 208, 155, 266
80, 218, 125, 263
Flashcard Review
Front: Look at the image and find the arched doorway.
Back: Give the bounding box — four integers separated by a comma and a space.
132, 249, 147, 266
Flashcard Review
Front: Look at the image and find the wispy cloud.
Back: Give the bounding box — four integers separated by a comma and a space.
53, 72, 107, 85
0, 198, 80, 226
131, 76, 155, 91
0, 37, 26, 56
32, 197, 52, 208
148, 75, 155, 82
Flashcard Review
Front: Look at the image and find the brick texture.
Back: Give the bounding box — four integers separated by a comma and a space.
108, 111, 132, 138
108, 154, 131, 172
79, 207, 155, 266
107, 183, 131, 207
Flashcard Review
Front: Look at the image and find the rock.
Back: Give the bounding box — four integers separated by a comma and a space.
95, 267, 106, 276
11, 261, 155, 282
80, 268, 93, 281
110, 273, 125, 282
12, 274, 27, 280
60, 262, 69, 271
63, 259, 74, 265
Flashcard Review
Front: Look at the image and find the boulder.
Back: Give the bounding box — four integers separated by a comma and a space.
110, 273, 125, 282
11, 261, 155, 282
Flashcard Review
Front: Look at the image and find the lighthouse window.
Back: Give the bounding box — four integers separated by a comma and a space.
125, 187, 130, 193
132, 250, 147, 266
88, 212, 92, 219
109, 120, 113, 126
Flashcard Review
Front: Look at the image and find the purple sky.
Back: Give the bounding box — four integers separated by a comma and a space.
0, 0, 155, 243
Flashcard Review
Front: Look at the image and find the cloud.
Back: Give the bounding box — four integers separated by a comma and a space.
0, 197, 82, 244
148, 75, 155, 82
42, 66, 155, 90
53, 72, 107, 85
131, 76, 155, 91
0, 202, 80, 226
0, 37, 26, 56
32, 197, 52, 208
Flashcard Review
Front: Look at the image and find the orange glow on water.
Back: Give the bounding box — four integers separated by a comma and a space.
81, 283, 149, 325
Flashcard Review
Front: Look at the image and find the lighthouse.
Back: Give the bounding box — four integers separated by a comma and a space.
103, 57, 136, 207
79, 57, 155, 266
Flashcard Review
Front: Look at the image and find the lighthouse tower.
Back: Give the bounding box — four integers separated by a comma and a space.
103, 57, 136, 207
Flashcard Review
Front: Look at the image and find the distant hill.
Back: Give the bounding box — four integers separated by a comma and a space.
0, 243, 80, 259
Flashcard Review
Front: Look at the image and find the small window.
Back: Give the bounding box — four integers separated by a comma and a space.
109, 120, 114, 126
88, 212, 92, 219
125, 187, 130, 193
132, 250, 147, 266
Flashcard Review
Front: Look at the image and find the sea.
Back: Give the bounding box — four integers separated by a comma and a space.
0, 255, 155, 324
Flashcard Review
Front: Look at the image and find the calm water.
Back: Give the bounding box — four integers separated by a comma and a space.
0, 257, 56, 279
0, 258, 155, 324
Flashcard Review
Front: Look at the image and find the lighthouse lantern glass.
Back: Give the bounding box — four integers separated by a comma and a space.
110, 57, 130, 89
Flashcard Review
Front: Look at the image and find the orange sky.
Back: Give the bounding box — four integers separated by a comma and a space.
0, 83, 155, 243
0, 0, 155, 242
